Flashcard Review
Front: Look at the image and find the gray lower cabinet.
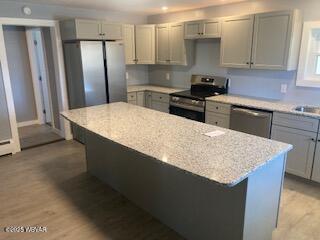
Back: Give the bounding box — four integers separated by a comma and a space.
271, 125, 316, 179
145, 91, 152, 108
205, 101, 231, 128
151, 101, 169, 113
206, 112, 230, 128
311, 134, 320, 183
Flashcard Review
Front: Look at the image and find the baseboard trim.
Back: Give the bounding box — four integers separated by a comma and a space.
17, 120, 40, 128
0, 141, 13, 156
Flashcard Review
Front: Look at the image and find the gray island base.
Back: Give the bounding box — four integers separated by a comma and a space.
61, 103, 292, 240
86, 131, 285, 240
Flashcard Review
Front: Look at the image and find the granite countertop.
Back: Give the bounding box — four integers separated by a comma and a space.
206, 94, 320, 119
61, 102, 292, 187
127, 84, 184, 94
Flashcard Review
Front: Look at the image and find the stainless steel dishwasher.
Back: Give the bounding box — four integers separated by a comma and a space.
230, 106, 273, 138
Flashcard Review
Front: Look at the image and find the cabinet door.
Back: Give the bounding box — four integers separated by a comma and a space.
145, 91, 152, 108
151, 101, 169, 113
251, 11, 293, 70
75, 19, 101, 39
205, 112, 230, 128
135, 25, 155, 64
136, 91, 145, 106
123, 25, 136, 65
156, 24, 170, 64
169, 23, 186, 65
184, 21, 202, 39
311, 134, 320, 183
203, 19, 221, 38
101, 22, 122, 40
220, 15, 254, 68
271, 125, 316, 179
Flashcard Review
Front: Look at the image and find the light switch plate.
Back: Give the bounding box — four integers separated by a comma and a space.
280, 84, 287, 93
125, 72, 129, 80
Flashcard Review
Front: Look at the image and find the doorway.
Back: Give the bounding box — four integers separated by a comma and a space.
3, 25, 63, 149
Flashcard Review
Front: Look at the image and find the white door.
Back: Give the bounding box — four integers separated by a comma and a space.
156, 24, 170, 64
32, 29, 52, 124
135, 25, 155, 64
123, 24, 136, 64
251, 11, 292, 70
220, 15, 254, 68
169, 23, 186, 65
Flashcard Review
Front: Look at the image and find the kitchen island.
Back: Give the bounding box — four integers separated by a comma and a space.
61, 102, 292, 240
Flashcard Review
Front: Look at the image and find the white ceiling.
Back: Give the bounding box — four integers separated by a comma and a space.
9, 0, 247, 15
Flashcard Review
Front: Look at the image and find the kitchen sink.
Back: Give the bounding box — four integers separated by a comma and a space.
294, 106, 320, 114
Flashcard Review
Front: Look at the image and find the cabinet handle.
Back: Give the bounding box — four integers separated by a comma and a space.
311, 138, 316, 142
251, 62, 254, 65
246, 62, 250, 65
215, 122, 218, 125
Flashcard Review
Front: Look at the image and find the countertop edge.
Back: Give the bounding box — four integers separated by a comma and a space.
61, 110, 292, 188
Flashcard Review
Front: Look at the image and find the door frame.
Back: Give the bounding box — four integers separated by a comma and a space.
26, 27, 54, 127
0, 18, 72, 155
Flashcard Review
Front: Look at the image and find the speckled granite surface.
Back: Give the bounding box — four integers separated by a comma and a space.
127, 85, 184, 94
206, 94, 320, 119
61, 102, 292, 187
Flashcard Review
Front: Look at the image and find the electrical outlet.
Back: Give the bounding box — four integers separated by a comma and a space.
125, 72, 129, 80
280, 84, 287, 93
166, 72, 170, 81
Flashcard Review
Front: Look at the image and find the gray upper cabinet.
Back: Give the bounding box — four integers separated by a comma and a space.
169, 22, 186, 65
123, 24, 155, 65
156, 24, 170, 64
184, 19, 221, 39
156, 23, 192, 65
251, 10, 302, 70
220, 10, 302, 70
123, 25, 136, 65
220, 15, 254, 68
312, 134, 320, 183
271, 125, 316, 179
100, 22, 123, 40
184, 21, 202, 39
60, 19, 123, 40
135, 25, 155, 64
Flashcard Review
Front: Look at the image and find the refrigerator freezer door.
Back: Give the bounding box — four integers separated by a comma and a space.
105, 42, 127, 103
80, 41, 107, 106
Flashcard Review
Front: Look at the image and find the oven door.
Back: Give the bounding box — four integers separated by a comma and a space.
169, 105, 205, 122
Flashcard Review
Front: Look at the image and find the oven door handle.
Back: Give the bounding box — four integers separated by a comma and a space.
170, 102, 204, 112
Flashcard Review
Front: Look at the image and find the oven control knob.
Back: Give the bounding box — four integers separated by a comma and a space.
191, 100, 199, 105
172, 97, 180, 101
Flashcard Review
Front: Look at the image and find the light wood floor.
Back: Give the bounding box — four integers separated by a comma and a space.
18, 124, 63, 149
0, 140, 319, 240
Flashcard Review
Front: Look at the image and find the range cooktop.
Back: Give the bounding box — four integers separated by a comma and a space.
170, 90, 220, 101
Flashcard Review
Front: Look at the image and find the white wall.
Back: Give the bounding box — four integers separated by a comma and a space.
148, 0, 320, 104
0, 0, 147, 24
0, 1, 150, 86
4, 26, 38, 123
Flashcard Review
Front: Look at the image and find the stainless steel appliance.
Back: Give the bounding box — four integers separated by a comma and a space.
169, 75, 229, 122
230, 107, 273, 138
63, 41, 126, 142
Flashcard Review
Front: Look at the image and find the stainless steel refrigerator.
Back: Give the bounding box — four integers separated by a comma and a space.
63, 41, 127, 143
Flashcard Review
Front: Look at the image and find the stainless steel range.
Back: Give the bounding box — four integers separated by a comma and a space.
169, 74, 229, 122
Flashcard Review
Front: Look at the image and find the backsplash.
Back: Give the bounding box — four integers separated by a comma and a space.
148, 39, 320, 105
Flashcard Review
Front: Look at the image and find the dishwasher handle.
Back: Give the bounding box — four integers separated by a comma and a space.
231, 107, 271, 118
